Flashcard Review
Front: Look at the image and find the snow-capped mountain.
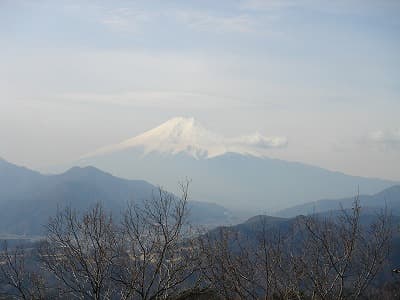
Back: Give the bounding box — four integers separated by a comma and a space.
82, 117, 287, 160
74, 117, 397, 212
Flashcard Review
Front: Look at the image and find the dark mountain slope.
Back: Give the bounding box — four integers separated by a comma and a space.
0, 159, 233, 235
76, 149, 398, 212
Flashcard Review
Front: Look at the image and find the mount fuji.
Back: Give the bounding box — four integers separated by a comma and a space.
75, 117, 397, 212
82, 117, 287, 160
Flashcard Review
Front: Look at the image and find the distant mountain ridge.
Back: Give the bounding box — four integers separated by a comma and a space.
70, 117, 398, 211
0, 159, 233, 235
207, 211, 400, 275
276, 185, 400, 218
75, 149, 397, 211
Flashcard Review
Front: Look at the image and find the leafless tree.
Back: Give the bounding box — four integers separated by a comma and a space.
198, 196, 392, 300
112, 181, 201, 300
295, 196, 392, 299
39, 203, 121, 300
0, 188, 394, 300
254, 219, 303, 300
198, 227, 261, 300
198, 220, 302, 299
0, 242, 45, 299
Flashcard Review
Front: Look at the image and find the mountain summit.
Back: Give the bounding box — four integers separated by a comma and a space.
74, 118, 397, 211
82, 117, 287, 159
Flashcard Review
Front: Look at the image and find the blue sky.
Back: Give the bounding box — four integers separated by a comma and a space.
0, 0, 399, 180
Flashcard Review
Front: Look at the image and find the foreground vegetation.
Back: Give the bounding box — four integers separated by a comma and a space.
0, 183, 398, 299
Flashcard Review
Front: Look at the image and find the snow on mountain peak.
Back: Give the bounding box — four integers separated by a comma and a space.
82, 117, 287, 159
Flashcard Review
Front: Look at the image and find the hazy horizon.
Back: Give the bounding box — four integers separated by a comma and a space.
1, 0, 399, 181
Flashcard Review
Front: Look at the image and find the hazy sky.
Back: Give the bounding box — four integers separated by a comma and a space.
1, 0, 399, 180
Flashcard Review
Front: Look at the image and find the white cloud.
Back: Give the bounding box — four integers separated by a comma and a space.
239, 0, 297, 11
57, 90, 245, 109
231, 133, 288, 149
367, 129, 400, 150
94, 4, 260, 35
174, 10, 256, 34
98, 7, 156, 33
240, 0, 400, 19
